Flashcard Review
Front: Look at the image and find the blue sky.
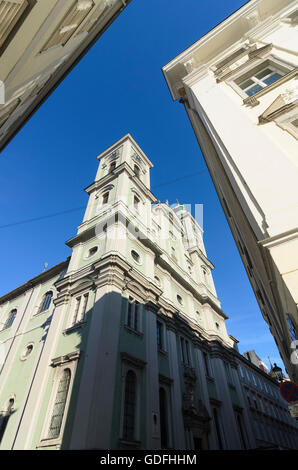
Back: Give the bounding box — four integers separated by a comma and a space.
0, 0, 284, 371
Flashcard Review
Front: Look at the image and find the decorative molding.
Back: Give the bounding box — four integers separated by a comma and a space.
120, 352, 146, 369
258, 97, 298, 124
159, 373, 173, 386
50, 350, 80, 367
209, 397, 222, 407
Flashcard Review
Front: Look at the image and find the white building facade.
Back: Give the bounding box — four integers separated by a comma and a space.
0, 134, 297, 450
163, 0, 298, 383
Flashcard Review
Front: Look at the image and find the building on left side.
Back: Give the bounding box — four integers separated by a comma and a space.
0, 0, 132, 152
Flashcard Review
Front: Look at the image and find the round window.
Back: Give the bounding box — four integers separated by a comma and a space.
87, 246, 98, 258
177, 295, 183, 305
21, 344, 34, 360
131, 250, 141, 264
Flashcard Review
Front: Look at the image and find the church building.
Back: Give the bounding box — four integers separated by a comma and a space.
0, 134, 297, 450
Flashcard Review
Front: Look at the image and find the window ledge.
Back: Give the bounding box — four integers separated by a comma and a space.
32, 309, 50, 318
63, 322, 86, 335
124, 324, 143, 337
243, 68, 298, 107
158, 348, 168, 356
37, 438, 62, 449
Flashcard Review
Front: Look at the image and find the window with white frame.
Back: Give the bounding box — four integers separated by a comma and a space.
71, 293, 89, 326
236, 65, 284, 96
47, 368, 71, 440
38, 291, 53, 314
39, 354, 79, 447
228, 58, 294, 101
126, 297, 141, 333
2, 309, 17, 330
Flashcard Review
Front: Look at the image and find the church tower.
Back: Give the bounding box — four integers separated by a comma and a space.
1, 134, 282, 451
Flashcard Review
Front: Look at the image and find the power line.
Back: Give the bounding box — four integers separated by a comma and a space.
0, 168, 207, 229
0, 207, 85, 229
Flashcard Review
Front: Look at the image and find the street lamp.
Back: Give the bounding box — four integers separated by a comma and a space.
272, 363, 283, 383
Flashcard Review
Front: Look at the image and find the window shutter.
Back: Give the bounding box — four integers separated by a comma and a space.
75, 2, 108, 35
0, 0, 28, 48
41, 0, 94, 52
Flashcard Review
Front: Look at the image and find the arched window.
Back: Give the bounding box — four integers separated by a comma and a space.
88, 246, 98, 257
48, 369, 71, 439
123, 370, 137, 441
3, 309, 17, 330
133, 195, 140, 211
202, 266, 209, 284
0, 398, 14, 443
102, 192, 109, 205
109, 161, 116, 172
134, 164, 140, 179
131, 250, 140, 264
38, 292, 53, 313
159, 388, 168, 448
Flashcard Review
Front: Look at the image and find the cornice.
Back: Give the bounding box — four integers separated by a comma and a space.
120, 352, 147, 369
51, 350, 80, 367
96, 133, 154, 168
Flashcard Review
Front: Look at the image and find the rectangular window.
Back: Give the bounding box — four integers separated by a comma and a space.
40, 0, 94, 52
0, 0, 29, 49
286, 313, 297, 341
252, 372, 258, 387
71, 293, 88, 326
203, 352, 211, 377
134, 302, 139, 331
236, 413, 247, 449
180, 337, 191, 365
236, 66, 284, 96
224, 362, 232, 384
126, 298, 141, 333
74, 2, 108, 35
239, 364, 245, 379
156, 321, 163, 350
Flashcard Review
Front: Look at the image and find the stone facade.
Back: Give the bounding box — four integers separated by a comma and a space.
0, 134, 297, 450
